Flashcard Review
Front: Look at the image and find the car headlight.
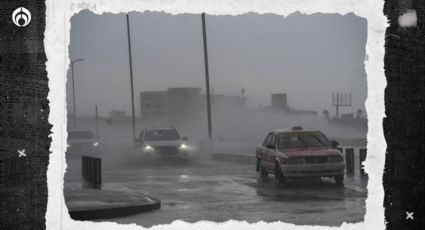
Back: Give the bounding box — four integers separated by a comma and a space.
179, 143, 188, 150
328, 156, 343, 163
144, 145, 154, 151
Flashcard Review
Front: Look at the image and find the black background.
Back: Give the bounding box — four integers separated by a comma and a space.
1, 1, 51, 230
0, 0, 424, 229
383, 0, 424, 229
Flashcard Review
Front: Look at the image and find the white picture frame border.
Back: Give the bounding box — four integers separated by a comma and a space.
45, 0, 387, 229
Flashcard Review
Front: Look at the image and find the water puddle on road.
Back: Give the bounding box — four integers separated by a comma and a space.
247, 177, 367, 202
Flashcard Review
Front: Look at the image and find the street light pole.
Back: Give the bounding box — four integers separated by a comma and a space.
201, 13, 212, 140
70, 58, 85, 128
126, 14, 137, 144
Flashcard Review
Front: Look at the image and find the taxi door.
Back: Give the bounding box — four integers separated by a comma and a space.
260, 132, 278, 172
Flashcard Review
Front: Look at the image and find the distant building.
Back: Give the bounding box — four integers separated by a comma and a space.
109, 110, 127, 119
140, 87, 246, 123
266, 93, 317, 116
271, 93, 288, 110
211, 94, 246, 109
167, 87, 202, 123
140, 91, 169, 120
140, 87, 203, 123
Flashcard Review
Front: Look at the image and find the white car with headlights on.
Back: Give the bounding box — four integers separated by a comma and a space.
67, 129, 100, 155
136, 127, 191, 160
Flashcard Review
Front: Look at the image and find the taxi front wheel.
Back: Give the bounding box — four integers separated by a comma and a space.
274, 163, 285, 183
258, 160, 268, 178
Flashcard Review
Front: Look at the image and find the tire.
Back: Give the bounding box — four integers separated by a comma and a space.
274, 162, 285, 183
335, 174, 344, 186
258, 160, 268, 178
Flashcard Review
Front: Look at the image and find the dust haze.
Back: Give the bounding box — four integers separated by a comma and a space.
66, 11, 367, 166
64, 11, 368, 226
71, 105, 366, 167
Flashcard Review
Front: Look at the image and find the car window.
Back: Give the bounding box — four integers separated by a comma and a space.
144, 129, 181, 141
270, 134, 276, 147
262, 133, 273, 146
278, 131, 330, 149
279, 135, 304, 148
298, 134, 329, 147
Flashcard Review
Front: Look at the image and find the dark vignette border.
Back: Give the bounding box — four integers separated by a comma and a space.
0, 0, 424, 229
0, 1, 51, 230
383, 0, 424, 229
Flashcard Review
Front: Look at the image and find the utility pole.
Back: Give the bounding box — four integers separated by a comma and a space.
95, 105, 98, 138
201, 13, 212, 140
126, 13, 136, 143
70, 58, 85, 128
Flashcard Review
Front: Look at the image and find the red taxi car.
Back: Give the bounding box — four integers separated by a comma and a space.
256, 127, 345, 185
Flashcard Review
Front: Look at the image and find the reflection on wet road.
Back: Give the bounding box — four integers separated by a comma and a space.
65, 155, 367, 227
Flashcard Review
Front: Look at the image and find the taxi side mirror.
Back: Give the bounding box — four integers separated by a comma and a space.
182, 136, 188, 141
266, 144, 275, 149
330, 140, 339, 148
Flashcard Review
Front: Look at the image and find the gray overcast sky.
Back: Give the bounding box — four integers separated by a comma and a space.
67, 11, 367, 117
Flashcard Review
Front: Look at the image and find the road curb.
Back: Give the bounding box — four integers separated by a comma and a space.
68, 195, 161, 220
211, 152, 256, 164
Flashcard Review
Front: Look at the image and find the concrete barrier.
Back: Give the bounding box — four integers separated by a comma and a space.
345, 148, 355, 174
82, 156, 102, 189
359, 148, 367, 175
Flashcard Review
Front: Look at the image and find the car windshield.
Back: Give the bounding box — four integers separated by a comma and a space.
278, 131, 330, 149
68, 130, 94, 139
144, 129, 180, 141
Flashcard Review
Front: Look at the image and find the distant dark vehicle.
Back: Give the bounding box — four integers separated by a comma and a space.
256, 127, 345, 185
67, 129, 100, 155
136, 127, 190, 160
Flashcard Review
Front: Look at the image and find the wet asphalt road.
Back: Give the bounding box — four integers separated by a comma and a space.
65, 150, 367, 227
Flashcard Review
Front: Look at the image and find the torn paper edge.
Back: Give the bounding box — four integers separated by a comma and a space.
45, 0, 387, 229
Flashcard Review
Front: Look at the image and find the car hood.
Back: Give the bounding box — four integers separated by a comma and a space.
144, 140, 182, 148
279, 147, 341, 158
